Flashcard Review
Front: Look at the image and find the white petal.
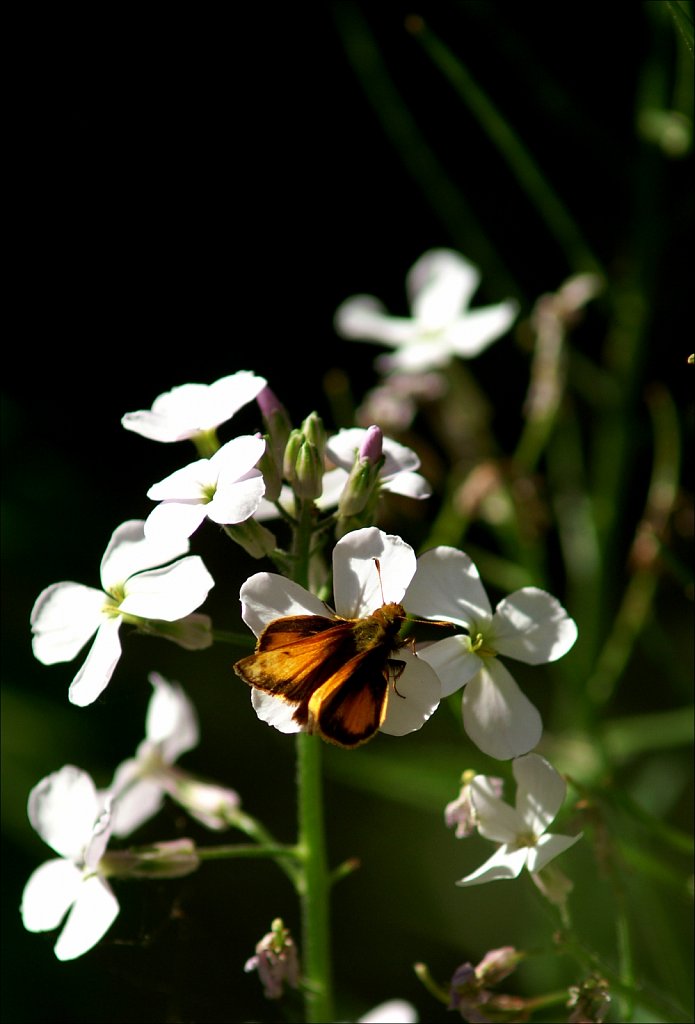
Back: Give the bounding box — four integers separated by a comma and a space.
376, 338, 455, 374
358, 999, 419, 1023
455, 844, 528, 886
332, 528, 416, 618
381, 470, 431, 500
68, 617, 123, 707
462, 661, 542, 760
513, 753, 566, 833
405, 546, 493, 627
416, 635, 482, 697
100, 520, 190, 591
21, 859, 83, 932
119, 556, 214, 621
469, 775, 523, 843
315, 468, 348, 511
446, 300, 519, 357
109, 764, 166, 838
146, 672, 199, 757
334, 295, 419, 347
31, 583, 106, 665
407, 249, 481, 328
527, 832, 583, 873
251, 690, 303, 734
207, 473, 265, 525
54, 875, 119, 961
379, 651, 440, 736
28, 766, 101, 858
144, 501, 209, 544
147, 459, 213, 500
209, 434, 266, 478
491, 588, 578, 664
239, 573, 330, 636
121, 372, 266, 441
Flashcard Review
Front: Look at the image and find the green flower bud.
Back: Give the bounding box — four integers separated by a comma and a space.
224, 519, 278, 558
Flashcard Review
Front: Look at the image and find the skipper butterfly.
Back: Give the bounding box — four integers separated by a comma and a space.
234, 566, 412, 748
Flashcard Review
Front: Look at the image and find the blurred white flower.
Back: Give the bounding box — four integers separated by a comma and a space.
405, 547, 577, 759
357, 999, 419, 1023
21, 766, 119, 961
109, 672, 240, 836
144, 434, 266, 544
31, 521, 214, 706
456, 753, 582, 886
335, 249, 518, 373
121, 370, 267, 443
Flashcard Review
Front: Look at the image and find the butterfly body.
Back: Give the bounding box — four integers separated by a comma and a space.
234, 601, 407, 748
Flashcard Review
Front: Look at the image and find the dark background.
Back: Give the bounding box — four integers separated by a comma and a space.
3, 4, 693, 1022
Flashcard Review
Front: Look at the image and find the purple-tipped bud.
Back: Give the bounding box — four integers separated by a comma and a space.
256, 385, 285, 421
359, 424, 383, 464
257, 386, 292, 466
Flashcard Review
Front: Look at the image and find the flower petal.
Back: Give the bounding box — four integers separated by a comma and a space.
376, 338, 455, 374
54, 875, 119, 961
455, 844, 528, 886
251, 690, 303, 734
240, 573, 330, 636
334, 295, 419, 347
491, 588, 578, 664
109, 761, 166, 838
379, 651, 440, 736
315, 468, 348, 511
207, 473, 266, 525
512, 753, 566, 833
407, 249, 481, 329
469, 775, 524, 843
332, 528, 416, 618
68, 617, 123, 706
146, 459, 213, 501
358, 999, 419, 1023
416, 635, 482, 697
146, 672, 199, 758
21, 859, 83, 932
144, 501, 209, 544
405, 547, 493, 628
462, 661, 542, 759
446, 300, 519, 357
119, 556, 214, 621
527, 832, 583, 873
381, 470, 431, 500
121, 371, 267, 442
210, 434, 266, 477
100, 520, 190, 591
28, 765, 101, 858
31, 583, 106, 665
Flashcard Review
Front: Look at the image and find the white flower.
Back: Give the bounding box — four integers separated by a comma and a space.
31, 521, 215, 707
334, 249, 518, 373
358, 999, 419, 1023
121, 370, 267, 443
21, 766, 119, 961
405, 547, 577, 759
109, 672, 240, 836
144, 434, 266, 544
254, 428, 430, 521
456, 753, 582, 886
239, 527, 441, 740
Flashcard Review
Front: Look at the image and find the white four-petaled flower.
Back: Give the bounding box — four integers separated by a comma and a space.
455, 753, 582, 886
405, 547, 577, 759
21, 765, 119, 961
239, 527, 441, 738
334, 249, 519, 373
109, 672, 240, 836
144, 434, 266, 544
121, 370, 267, 443
31, 521, 215, 707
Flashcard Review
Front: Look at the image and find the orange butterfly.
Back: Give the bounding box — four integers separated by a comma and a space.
234, 599, 409, 749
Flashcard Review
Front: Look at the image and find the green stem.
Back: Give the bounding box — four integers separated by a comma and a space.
296, 732, 334, 1022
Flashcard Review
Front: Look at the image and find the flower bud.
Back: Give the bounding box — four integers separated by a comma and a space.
300, 411, 327, 461
256, 386, 292, 465
136, 613, 213, 650
173, 777, 241, 831
102, 839, 200, 879
224, 519, 277, 559
244, 918, 300, 1000
257, 434, 283, 502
